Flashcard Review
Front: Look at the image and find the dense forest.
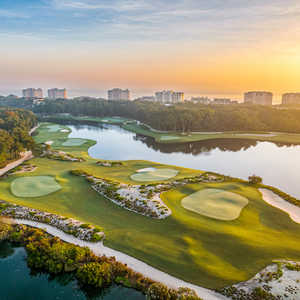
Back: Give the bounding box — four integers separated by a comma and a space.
2, 97, 300, 133
0, 108, 37, 168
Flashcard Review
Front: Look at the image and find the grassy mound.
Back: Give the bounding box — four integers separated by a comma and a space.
62, 138, 87, 146
47, 124, 63, 132
11, 176, 61, 198
131, 168, 178, 182
181, 188, 249, 221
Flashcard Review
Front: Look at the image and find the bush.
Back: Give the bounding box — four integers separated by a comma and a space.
248, 175, 263, 184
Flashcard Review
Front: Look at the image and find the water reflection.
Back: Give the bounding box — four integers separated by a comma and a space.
67, 124, 300, 198
0, 241, 145, 300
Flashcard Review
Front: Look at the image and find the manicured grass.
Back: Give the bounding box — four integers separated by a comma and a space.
1, 121, 300, 289
47, 124, 63, 132
122, 122, 300, 145
11, 176, 61, 198
62, 138, 88, 146
181, 188, 249, 221
130, 168, 179, 182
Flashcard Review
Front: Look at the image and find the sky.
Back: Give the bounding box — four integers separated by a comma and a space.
1, 0, 300, 102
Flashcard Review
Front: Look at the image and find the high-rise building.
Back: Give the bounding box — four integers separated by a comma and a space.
282, 93, 300, 105
191, 97, 211, 104
155, 90, 184, 103
244, 91, 273, 105
48, 88, 67, 100
108, 88, 130, 101
22, 88, 43, 99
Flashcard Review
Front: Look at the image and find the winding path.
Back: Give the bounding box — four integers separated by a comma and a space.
14, 219, 227, 300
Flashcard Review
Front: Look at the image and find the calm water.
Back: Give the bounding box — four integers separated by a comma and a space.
0, 241, 145, 300
68, 124, 300, 198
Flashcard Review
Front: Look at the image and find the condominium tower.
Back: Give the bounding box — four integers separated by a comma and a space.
108, 88, 130, 101
282, 93, 300, 105
244, 91, 273, 105
48, 88, 67, 100
155, 90, 184, 103
22, 88, 43, 99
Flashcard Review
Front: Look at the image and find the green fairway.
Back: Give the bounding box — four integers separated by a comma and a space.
1, 121, 300, 289
47, 124, 63, 132
11, 176, 61, 198
131, 168, 179, 182
62, 138, 88, 146
181, 188, 249, 221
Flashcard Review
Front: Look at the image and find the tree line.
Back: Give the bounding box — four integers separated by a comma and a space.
3, 97, 300, 133
0, 108, 37, 168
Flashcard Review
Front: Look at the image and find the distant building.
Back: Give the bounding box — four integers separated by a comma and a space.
282, 93, 300, 105
191, 97, 211, 104
108, 88, 130, 101
48, 88, 67, 100
244, 91, 273, 105
213, 98, 232, 105
135, 96, 156, 102
155, 90, 184, 103
22, 88, 43, 99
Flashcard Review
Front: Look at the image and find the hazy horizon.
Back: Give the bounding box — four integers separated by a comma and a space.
1, 0, 300, 103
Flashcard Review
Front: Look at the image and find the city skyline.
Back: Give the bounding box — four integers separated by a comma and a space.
1, 0, 300, 103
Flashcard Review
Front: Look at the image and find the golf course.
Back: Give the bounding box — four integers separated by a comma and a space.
0, 122, 300, 290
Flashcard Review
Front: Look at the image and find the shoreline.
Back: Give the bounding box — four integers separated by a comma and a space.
14, 219, 227, 300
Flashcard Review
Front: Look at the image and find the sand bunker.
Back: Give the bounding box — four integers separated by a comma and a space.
131, 168, 178, 182
259, 188, 300, 224
60, 129, 69, 133
11, 176, 61, 198
47, 125, 62, 132
45, 141, 53, 145
62, 138, 87, 146
236, 133, 276, 137
181, 188, 249, 221
137, 168, 157, 173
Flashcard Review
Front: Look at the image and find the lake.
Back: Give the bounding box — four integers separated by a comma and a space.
0, 241, 145, 300
68, 124, 300, 198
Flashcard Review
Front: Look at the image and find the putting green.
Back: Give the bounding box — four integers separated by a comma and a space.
62, 138, 87, 146
11, 176, 61, 198
181, 188, 249, 221
131, 168, 178, 182
47, 124, 63, 132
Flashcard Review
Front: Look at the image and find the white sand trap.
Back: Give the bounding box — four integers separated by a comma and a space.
47, 125, 62, 132
60, 129, 69, 133
259, 188, 300, 224
14, 219, 225, 300
62, 138, 87, 146
137, 167, 157, 173
182, 189, 249, 221
160, 136, 180, 141
131, 168, 179, 182
45, 141, 53, 145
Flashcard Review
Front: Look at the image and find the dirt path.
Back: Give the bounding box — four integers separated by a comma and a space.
14, 219, 227, 300
0, 151, 33, 177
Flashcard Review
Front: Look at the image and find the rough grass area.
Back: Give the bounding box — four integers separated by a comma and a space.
62, 138, 88, 146
181, 188, 249, 221
131, 168, 179, 182
11, 176, 61, 198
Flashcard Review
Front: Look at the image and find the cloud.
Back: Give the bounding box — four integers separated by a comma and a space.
51, 0, 151, 11
0, 9, 29, 18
